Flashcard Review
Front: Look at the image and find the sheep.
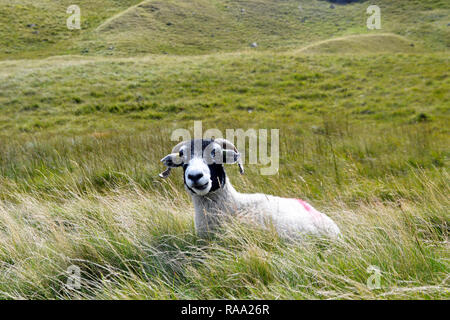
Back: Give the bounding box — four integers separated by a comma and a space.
159, 138, 341, 240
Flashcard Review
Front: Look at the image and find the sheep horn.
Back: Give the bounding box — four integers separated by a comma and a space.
214, 138, 244, 175
170, 140, 189, 154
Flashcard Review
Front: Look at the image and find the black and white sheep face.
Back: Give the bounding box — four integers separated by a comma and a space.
183, 156, 214, 196
160, 139, 241, 196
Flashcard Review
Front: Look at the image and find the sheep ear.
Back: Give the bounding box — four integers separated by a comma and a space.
159, 153, 183, 178
223, 150, 244, 175
161, 153, 183, 167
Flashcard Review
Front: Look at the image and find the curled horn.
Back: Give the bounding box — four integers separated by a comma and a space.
159, 140, 189, 179
214, 138, 244, 175
170, 140, 189, 154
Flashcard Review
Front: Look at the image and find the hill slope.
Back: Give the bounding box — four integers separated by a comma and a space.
0, 50, 448, 300
0, 0, 448, 301
0, 0, 448, 58
298, 33, 419, 54
0, 0, 143, 59
93, 0, 449, 55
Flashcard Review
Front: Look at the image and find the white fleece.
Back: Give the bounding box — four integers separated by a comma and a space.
190, 178, 341, 240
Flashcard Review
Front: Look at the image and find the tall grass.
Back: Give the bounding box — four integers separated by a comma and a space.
0, 174, 447, 299
0, 119, 448, 299
0, 0, 448, 299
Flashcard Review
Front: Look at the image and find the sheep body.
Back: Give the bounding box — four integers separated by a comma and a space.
191, 177, 340, 239
160, 138, 341, 240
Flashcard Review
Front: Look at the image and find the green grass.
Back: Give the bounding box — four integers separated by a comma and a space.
0, 0, 144, 59
1, 0, 449, 58
0, 52, 448, 134
0, 0, 448, 300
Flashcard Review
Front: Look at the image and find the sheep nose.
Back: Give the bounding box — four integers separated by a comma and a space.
188, 173, 203, 182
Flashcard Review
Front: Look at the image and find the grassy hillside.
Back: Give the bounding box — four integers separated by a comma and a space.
0, 49, 448, 299
0, 0, 448, 300
297, 33, 419, 54
94, 0, 450, 55
0, 0, 143, 59
0, 52, 448, 135
1, 0, 449, 58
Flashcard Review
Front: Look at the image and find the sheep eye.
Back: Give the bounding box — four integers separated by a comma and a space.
211, 149, 216, 158
179, 149, 184, 157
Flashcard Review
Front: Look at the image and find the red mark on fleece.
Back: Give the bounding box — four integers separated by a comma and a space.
296, 199, 312, 212
295, 199, 323, 220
